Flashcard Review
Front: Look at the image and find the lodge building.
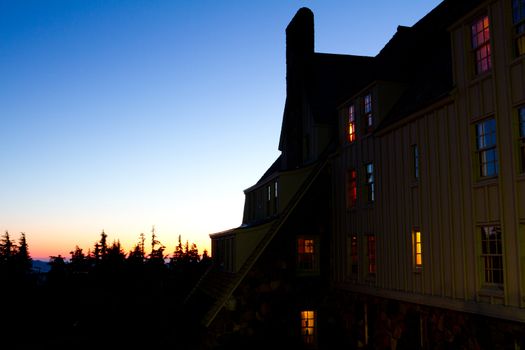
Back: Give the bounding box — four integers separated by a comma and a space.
184, 0, 525, 348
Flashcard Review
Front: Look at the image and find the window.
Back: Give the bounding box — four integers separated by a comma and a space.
480, 226, 503, 285
297, 238, 316, 271
363, 94, 373, 132
274, 180, 279, 213
348, 105, 356, 142
301, 310, 316, 345
519, 107, 525, 172
346, 169, 357, 208
513, 0, 525, 56
475, 118, 498, 177
471, 15, 491, 74
412, 144, 420, 181
365, 163, 375, 202
267, 185, 271, 215
366, 234, 376, 274
412, 229, 423, 270
350, 235, 358, 275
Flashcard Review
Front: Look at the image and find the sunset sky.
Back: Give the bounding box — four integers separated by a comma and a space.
1, 0, 442, 260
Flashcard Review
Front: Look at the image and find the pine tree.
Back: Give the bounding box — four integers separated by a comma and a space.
15, 232, 32, 273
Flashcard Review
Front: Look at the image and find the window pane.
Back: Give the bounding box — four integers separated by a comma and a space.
518, 107, 525, 137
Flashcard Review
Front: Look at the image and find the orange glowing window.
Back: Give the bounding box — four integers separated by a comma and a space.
348, 105, 356, 142
298, 238, 315, 270
346, 169, 357, 208
471, 15, 491, 74
412, 229, 422, 269
301, 310, 316, 345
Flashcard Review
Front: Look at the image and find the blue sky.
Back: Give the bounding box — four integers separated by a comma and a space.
0, 0, 442, 259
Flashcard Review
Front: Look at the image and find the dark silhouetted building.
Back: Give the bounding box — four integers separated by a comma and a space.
185, 1, 525, 348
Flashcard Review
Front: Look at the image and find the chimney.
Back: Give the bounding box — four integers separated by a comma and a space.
286, 8, 314, 94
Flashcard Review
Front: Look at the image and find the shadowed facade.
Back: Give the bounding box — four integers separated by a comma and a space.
184, 1, 525, 348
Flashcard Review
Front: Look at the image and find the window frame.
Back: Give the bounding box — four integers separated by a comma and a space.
300, 310, 316, 346
297, 237, 319, 273
471, 15, 492, 75
475, 118, 498, 178
412, 144, 420, 182
363, 93, 373, 133
365, 163, 375, 203
350, 234, 358, 276
348, 104, 356, 143
513, 0, 525, 56
519, 107, 525, 173
480, 225, 504, 287
366, 234, 376, 275
346, 169, 357, 208
412, 228, 423, 271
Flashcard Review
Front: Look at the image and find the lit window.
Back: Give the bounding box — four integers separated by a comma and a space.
412, 145, 420, 181
519, 107, 525, 173
301, 310, 316, 345
366, 234, 376, 275
475, 118, 498, 177
365, 163, 374, 202
346, 169, 357, 208
480, 226, 503, 285
348, 105, 356, 142
350, 235, 358, 275
513, 0, 525, 56
471, 16, 491, 74
363, 94, 373, 132
412, 229, 422, 269
298, 238, 316, 271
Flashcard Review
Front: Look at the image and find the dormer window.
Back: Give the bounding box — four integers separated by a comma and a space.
348, 105, 356, 142
471, 15, 491, 74
363, 94, 373, 132
513, 0, 525, 56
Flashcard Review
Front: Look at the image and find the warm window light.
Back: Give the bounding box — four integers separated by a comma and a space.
471, 15, 491, 74
298, 238, 316, 271
413, 229, 422, 269
301, 310, 316, 344
347, 169, 357, 208
348, 105, 356, 142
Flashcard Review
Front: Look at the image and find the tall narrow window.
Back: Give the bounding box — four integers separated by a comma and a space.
480, 226, 503, 285
350, 235, 358, 275
366, 234, 376, 275
274, 179, 279, 213
471, 15, 491, 74
412, 144, 420, 181
519, 107, 525, 173
363, 94, 373, 132
346, 169, 357, 208
412, 229, 423, 270
301, 310, 316, 345
266, 185, 271, 216
513, 0, 525, 56
476, 118, 498, 177
297, 238, 316, 271
348, 105, 356, 142
365, 163, 375, 202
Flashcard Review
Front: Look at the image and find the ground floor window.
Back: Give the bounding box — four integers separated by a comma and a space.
301, 310, 316, 345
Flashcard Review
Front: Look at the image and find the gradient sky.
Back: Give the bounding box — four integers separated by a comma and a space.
1, 0, 442, 260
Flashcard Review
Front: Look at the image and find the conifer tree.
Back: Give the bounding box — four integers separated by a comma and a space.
15, 232, 31, 273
